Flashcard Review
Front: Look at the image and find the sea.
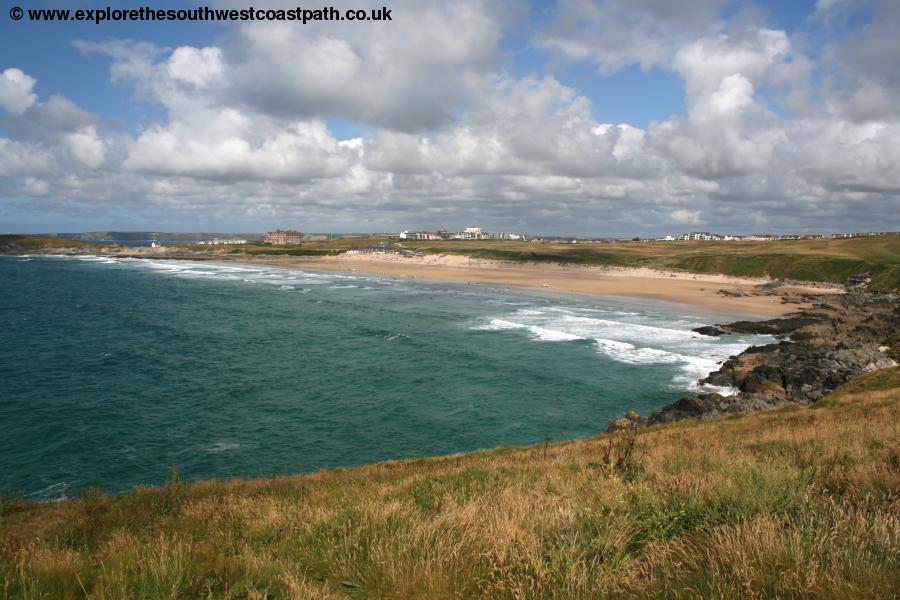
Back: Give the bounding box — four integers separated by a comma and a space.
0, 255, 772, 500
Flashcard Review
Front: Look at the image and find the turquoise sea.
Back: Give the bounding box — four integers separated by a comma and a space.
0, 255, 771, 499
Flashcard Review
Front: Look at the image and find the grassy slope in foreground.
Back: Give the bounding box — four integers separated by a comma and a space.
396, 235, 900, 291
2, 369, 898, 599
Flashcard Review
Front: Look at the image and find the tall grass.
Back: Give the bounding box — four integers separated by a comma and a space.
2, 368, 899, 598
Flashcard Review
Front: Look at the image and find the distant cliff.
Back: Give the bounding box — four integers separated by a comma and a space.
0, 234, 102, 254
50, 231, 266, 243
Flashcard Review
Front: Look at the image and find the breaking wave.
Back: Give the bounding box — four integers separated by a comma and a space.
473, 306, 770, 391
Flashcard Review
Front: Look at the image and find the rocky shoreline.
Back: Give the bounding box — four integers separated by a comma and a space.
613, 292, 899, 429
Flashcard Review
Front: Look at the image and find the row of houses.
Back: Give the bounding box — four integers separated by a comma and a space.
397, 226, 525, 241
674, 232, 783, 241
670, 231, 898, 242
196, 238, 248, 245
832, 231, 899, 239
660, 232, 830, 242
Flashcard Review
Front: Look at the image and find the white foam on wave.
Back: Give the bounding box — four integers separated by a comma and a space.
529, 326, 584, 342
593, 338, 683, 365
474, 318, 584, 342
558, 314, 699, 344
123, 259, 384, 295
477, 318, 526, 331
473, 303, 771, 390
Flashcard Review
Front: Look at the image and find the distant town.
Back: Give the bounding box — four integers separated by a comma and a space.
43, 228, 900, 247
233, 227, 898, 246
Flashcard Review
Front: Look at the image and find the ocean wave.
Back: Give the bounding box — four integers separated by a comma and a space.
558, 315, 699, 343
475, 318, 584, 342
472, 306, 770, 389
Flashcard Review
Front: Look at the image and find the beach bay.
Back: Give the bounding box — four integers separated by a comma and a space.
0, 255, 773, 498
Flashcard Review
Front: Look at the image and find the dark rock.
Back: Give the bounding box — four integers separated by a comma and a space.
702, 372, 734, 387
620, 291, 899, 429
721, 316, 818, 336
693, 325, 726, 337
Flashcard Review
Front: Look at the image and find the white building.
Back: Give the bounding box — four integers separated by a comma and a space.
682, 232, 723, 241
455, 226, 491, 240
399, 230, 440, 240
197, 238, 248, 245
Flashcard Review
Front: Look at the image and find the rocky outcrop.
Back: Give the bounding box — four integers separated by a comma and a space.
693, 314, 825, 337
645, 393, 790, 425
627, 292, 899, 426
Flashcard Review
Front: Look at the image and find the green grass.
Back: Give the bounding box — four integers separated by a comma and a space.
0, 235, 101, 253
229, 238, 391, 256
2, 368, 898, 599
231, 247, 344, 257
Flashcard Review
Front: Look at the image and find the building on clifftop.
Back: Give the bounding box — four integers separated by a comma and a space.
265, 229, 302, 244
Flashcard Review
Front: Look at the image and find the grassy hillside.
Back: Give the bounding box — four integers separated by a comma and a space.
0, 235, 101, 253
2, 368, 898, 599
394, 235, 900, 291
226, 238, 391, 256
223, 234, 899, 290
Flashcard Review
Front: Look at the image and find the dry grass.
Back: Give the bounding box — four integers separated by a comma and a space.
2, 368, 898, 599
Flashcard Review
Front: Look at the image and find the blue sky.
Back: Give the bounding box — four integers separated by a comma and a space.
1, 0, 898, 235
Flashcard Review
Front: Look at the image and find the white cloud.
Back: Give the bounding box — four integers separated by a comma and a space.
166, 46, 225, 89
0, 138, 53, 177
22, 177, 49, 197
125, 111, 352, 182
0, 68, 38, 115
65, 127, 106, 168
537, 0, 726, 73
221, 0, 509, 131
671, 208, 701, 224
2, 2, 900, 235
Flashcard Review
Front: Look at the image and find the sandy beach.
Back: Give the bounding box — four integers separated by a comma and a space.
218, 252, 841, 318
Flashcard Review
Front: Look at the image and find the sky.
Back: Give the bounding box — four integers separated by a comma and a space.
1, 0, 899, 236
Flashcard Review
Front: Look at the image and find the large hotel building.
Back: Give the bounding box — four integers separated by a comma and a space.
264, 229, 302, 244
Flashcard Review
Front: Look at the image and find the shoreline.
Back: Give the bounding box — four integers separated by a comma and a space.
7, 248, 842, 318
217, 252, 838, 319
